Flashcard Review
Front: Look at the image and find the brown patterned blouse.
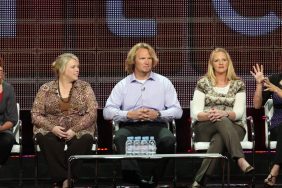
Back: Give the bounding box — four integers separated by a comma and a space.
31, 79, 98, 138
195, 76, 246, 126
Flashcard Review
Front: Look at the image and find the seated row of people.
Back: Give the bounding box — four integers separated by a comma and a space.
0, 43, 281, 188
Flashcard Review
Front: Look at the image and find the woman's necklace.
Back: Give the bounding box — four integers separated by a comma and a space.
58, 82, 73, 103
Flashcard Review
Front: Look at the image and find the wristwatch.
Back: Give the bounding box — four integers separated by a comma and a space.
157, 111, 161, 118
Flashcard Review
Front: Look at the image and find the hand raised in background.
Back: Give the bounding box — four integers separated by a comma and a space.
250, 64, 265, 84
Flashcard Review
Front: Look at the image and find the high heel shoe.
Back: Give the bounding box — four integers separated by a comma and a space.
52, 182, 61, 188
62, 179, 75, 188
264, 174, 277, 187
244, 165, 254, 175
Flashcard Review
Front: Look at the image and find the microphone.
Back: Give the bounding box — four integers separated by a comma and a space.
141, 87, 145, 91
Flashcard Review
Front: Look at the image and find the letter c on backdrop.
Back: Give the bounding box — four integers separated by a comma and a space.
212, 0, 282, 36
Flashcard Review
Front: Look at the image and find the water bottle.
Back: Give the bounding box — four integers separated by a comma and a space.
133, 136, 141, 155
141, 136, 149, 155
125, 136, 134, 155
148, 136, 156, 155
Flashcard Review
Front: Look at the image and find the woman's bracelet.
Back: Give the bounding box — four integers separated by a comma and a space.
274, 88, 281, 94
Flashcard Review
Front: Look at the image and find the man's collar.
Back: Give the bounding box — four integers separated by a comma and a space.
129, 72, 156, 82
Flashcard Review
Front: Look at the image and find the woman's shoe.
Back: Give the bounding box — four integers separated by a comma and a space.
264, 174, 277, 187
244, 165, 254, 175
52, 182, 61, 188
62, 179, 74, 188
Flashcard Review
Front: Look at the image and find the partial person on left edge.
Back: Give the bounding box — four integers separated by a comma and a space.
0, 56, 18, 168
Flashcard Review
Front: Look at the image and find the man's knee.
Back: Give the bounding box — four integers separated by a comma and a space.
157, 136, 176, 153
114, 132, 127, 143
113, 133, 128, 154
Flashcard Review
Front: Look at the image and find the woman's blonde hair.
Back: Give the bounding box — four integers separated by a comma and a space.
206, 48, 239, 85
125, 43, 159, 74
52, 53, 79, 77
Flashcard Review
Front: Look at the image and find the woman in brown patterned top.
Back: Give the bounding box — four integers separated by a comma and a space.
31, 53, 98, 188
190, 48, 254, 187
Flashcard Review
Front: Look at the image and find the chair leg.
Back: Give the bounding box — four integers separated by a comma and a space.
267, 147, 272, 172
34, 152, 39, 187
19, 153, 23, 187
251, 150, 255, 188
173, 158, 177, 188
173, 143, 177, 188
221, 159, 225, 188
227, 159, 230, 188
112, 160, 118, 187
93, 158, 98, 187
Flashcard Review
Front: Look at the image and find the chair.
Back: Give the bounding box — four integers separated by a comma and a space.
0, 103, 23, 186
190, 100, 255, 187
33, 127, 98, 187
0, 103, 23, 187
264, 99, 278, 172
11, 103, 23, 186
9, 103, 23, 187
111, 120, 177, 187
264, 99, 275, 150
263, 98, 282, 187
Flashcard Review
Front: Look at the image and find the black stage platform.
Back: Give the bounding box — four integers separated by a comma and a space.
0, 152, 281, 188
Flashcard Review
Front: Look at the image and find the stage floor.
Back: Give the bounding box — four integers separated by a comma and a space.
0, 153, 281, 188
0, 178, 280, 188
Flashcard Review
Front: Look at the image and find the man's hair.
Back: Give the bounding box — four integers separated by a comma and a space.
52, 53, 79, 77
125, 43, 159, 74
206, 47, 239, 85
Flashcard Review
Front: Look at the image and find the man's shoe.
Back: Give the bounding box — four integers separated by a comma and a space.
139, 179, 156, 188
122, 170, 156, 187
191, 181, 203, 188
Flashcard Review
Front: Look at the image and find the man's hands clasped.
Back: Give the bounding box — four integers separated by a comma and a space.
127, 108, 159, 121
